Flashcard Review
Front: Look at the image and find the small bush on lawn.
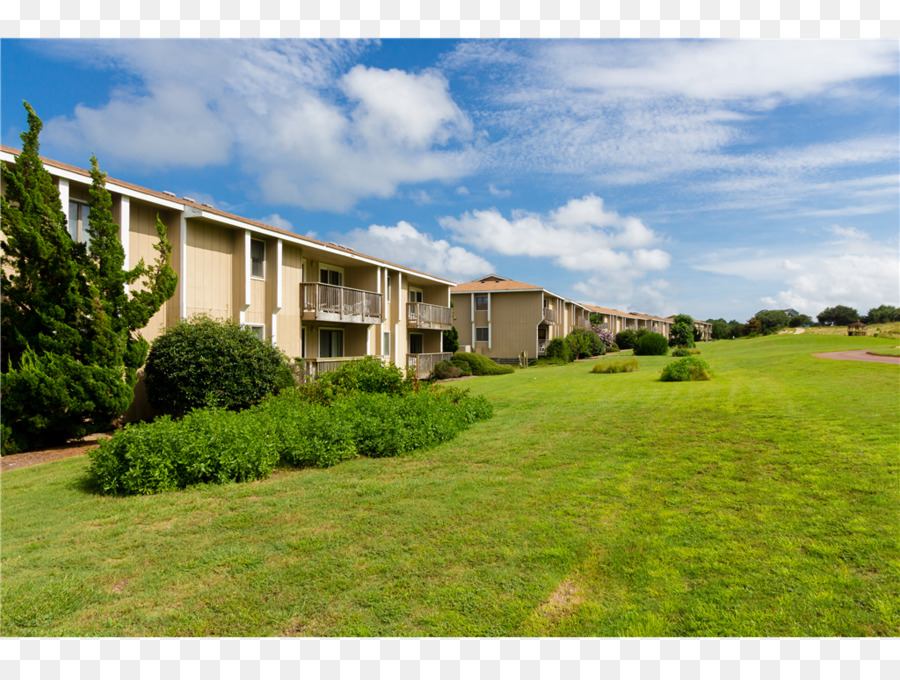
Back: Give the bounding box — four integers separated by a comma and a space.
530, 357, 568, 367
591, 359, 639, 374
431, 361, 463, 380
87, 385, 494, 495
448, 357, 473, 376
567, 328, 606, 359
607, 343, 620, 352
452, 352, 514, 375
545, 338, 573, 363
144, 315, 290, 415
615, 329, 647, 350
633, 332, 669, 356
660, 357, 712, 382
671, 347, 701, 357
87, 408, 281, 495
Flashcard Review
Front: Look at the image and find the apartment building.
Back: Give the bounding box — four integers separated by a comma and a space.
585, 305, 674, 338
450, 274, 591, 362
1, 147, 456, 403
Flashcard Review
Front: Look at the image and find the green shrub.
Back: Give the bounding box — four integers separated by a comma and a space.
452, 352, 514, 375
87, 408, 281, 495
529, 357, 568, 367
87, 384, 494, 495
566, 328, 606, 359
607, 343, 620, 352
591, 358, 639, 374
633, 332, 669, 356
615, 329, 645, 350
671, 347, 701, 357
316, 356, 411, 396
431, 361, 463, 380
448, 357, 473, 376
144, 315, 290, 415
545, 338, 574, 363
660, 357, 712, 382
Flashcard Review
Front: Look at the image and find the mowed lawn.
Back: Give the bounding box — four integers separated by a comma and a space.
2, 333, 898, 637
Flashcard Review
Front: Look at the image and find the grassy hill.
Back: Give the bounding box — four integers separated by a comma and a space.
2, 333, 898, 636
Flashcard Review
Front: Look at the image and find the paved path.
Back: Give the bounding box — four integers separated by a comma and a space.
812, 349, 900, 365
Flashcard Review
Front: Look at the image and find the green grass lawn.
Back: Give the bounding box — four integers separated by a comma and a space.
2, 333, 898, 637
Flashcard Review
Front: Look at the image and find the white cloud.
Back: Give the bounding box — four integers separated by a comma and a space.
439, 194, 670, 275
488, 184, 511, 197
41, 41, 475, 211
257, 213, 294, 231
343, 220, 493, 281
695, 226, 900, 316
455, 186, 470, 195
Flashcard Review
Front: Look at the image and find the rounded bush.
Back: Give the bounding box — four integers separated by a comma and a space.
452, 352, 514, 375
567, 328, 606, 358
660, 357, 712, 382
671, 347, 700, 357
633, 332, 669, 356
317, 356, 409, 395
144, 315, 290, 414
431, 360, 463, 380
545, 338, 574, 363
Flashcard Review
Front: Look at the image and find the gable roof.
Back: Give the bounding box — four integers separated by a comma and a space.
450, 275, 542, 293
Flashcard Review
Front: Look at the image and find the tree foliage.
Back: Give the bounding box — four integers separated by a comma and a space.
817, 305, 860, 327
788, 314, 813, 328
754, 309, 790, 334
1, 102, 177, 453
863, 305, 900, 324
669, 314, 695, 347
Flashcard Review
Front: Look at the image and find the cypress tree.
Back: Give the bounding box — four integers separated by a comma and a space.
1, 102, 177, 453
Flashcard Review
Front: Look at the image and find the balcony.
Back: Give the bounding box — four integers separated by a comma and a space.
407, 352, 453, 378
407, 302, 452, 331
301, 283, 383, 325
300, 355, 369, 381
542, 308, 558, 325
575, 317, 590, 329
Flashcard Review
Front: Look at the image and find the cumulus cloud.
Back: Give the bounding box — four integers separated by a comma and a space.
439, 194, 670, 275
343, 221, 493, 281
41, 41, 475, 211
257, 213, 294, 231
695, 226, 900, 316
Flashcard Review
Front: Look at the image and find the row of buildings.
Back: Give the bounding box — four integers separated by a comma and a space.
2, 147, 711, 409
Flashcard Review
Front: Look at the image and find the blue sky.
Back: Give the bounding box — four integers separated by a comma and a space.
2, 39, 898, 322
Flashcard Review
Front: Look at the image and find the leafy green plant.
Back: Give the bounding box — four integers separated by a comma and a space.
591, 358, 639, 374
431, 361, 463, 380
633, 332, 669, 356
671, 347, 701, 357
144, 315, 290, 414
660, 357, 712, 382
545, 338, 573, 363
567, 328, 606, 359
452, 352, 514, 375
316, 356, 411, 396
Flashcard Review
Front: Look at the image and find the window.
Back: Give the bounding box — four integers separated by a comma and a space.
386, 274, 392, 302
250, 239, 266, 279
475, 327, 489, 342
409, 333, 424, 354
409, 287, 423, 303
319, 329, 343, 358
383, 331, 391, 356
319, 265, 343, 286
475, 295, 488, 311
67, 201, 91, 245
246, 324, 264, 340
301, 328, 307, 358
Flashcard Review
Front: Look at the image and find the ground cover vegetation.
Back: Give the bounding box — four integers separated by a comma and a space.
2, 333, 897, 637
88, 357, 492, 495
450, 351, 514, 375
590, 358, 639, 374
660, 356, 712, 382
671, 347, 701, 357
1, 104, 176, 455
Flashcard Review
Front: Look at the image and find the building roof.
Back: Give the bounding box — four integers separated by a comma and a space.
0, 145, 455, 287
450, 274, 542, 293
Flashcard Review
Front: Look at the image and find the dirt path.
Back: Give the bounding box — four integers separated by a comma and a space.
1, 433, 110, 472
812, 349, 900, 365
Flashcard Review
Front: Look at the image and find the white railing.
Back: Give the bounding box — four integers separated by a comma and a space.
407, 302, 452, 330
301, 283, 382, 324
542, 308, 558, 324
300, 356, 369, 381
407, 352, 453, 377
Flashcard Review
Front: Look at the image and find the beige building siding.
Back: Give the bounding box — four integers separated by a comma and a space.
185, 219, 234, 321
129, 202, 181, 340
279, 245, 304, 359
246, 279, 267, 327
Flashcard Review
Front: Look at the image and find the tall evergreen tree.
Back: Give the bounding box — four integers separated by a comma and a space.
1, 102, 177, 453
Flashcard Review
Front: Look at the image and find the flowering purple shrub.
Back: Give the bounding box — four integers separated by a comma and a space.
592, 327, 615, 347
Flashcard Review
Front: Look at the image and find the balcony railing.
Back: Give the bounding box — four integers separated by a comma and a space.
300, 355, 369, 381
407, 352, 453, 378
574, 317, 590, 329
542, 308, 558, 325
301, 283, 382, 324
407, 302, 452, 331
538, 341, 548, 356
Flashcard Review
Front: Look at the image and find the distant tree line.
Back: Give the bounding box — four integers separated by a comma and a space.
706, 304, 900, 339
